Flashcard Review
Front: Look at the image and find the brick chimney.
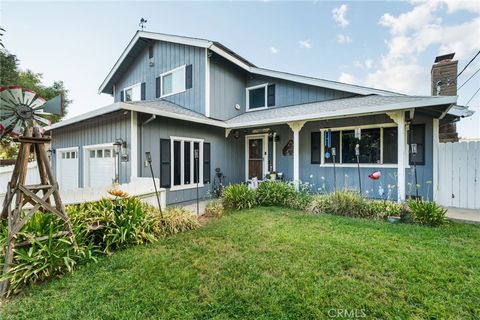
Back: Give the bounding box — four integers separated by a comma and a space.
431, 53, 459, 142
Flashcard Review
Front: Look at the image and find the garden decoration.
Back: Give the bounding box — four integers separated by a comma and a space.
0, 86, 76, 295
368, 171, 381, 180
355, 143, 362, 195
145, 152, 163, 218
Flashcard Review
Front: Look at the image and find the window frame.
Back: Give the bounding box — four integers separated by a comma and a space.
160, 65, 187, 98
246, 83, 269, 112
317, 123, 407, 168
123, 82, 142, 102
169, 136, 204, 191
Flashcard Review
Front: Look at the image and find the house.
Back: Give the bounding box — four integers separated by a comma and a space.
47, 31, 473, 205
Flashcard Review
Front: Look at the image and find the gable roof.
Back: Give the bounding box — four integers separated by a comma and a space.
98, 31, 402, 97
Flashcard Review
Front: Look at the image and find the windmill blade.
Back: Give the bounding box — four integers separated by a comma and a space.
10, 119, 24, 137
30, 97, 47, 110
33, 115, 51, 126
0, 88, 18, 107
23, 90, 37, 106
0, 109, 15, 119
8, 86, 24, 104
41, 95, 64, 115
0, 115, 17, 131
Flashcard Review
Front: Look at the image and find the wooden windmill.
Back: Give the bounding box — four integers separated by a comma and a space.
0, 86, 76, 295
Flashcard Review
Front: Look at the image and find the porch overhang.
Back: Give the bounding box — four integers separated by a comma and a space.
225, 95, 458, 129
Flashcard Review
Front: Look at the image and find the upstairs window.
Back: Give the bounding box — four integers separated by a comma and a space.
161, 65, 186, 97
123, 83, 142, 102
246, 83, 275, 111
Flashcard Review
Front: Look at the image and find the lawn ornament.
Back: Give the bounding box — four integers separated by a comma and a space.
368, 171, 381, 180
0, 86, 76, 296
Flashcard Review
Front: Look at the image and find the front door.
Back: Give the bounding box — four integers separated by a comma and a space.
246, 135, 267, 180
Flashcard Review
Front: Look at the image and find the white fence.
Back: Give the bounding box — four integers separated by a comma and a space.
438, 141, 480, 209
0, 162, 166, 209
0, 162, 41, 194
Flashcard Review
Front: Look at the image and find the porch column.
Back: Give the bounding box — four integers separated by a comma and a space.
432, 118, 439, 202
387, 111, 406, 202
288, 121, 306, 190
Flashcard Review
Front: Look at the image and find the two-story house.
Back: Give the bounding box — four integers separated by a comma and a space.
48, 31, 472, 205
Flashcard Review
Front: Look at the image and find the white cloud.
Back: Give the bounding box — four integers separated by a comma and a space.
363, 1, 480, 94
339, 72, 356, 84
336, 34, 352, 44
332, 4, 349, 28
298, 39, 312, 49
354, 59, 374, 70
269, 46, 279, 54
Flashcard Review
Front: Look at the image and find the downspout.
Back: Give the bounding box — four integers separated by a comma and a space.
140, 114, 156, 172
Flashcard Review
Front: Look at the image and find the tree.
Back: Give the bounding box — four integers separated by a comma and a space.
0, 48, 71, 159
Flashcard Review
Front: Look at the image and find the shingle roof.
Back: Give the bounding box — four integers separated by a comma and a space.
225, 95, 457, 128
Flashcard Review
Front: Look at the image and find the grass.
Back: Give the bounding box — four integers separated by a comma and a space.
1, 207, 479, 319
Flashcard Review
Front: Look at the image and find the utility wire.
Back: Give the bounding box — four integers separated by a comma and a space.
458, 67, 480, 90
457, 50, 480, 78
465, 87, 480, 106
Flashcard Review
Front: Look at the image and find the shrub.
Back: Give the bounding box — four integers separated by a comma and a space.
306, 194, 331, 214
256, 181, 296, 207
0, 214, 97, 296
367, 200, 410, 220
68, 197, 159, 254
408, 199, 446, 226
204, 200, 224, 218
159, 207, 200, 236
222, 184, 257, 210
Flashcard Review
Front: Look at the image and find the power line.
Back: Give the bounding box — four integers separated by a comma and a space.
458, 67, 480, 90
465, 87, 480, 106
457, 50, 480, 78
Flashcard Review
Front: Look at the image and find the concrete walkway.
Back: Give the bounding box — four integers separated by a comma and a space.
446, 207, 480, 224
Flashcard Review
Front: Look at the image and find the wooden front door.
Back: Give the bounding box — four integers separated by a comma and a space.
248, 138, 264, 179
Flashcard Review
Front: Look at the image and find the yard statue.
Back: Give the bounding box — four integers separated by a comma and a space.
0, 86, 76, 296
368, 171, 381, 180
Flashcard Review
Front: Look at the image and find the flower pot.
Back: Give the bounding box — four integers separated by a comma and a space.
270, 173, 277, 181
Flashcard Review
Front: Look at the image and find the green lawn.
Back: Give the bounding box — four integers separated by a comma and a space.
2, 208, 479, 319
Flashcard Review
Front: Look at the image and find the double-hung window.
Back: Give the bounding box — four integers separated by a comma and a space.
317, 125, 399, 165
170, 136, 204, 190
161, 65, 186, 97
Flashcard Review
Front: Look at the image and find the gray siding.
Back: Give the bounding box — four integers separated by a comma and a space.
246, 75, 356, 109
115, 41, 206, 114
51, 111, 132, 187
139, 113, 244, 204
209, 54, 247, 120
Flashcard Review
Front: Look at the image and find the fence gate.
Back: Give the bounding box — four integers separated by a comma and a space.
437, 141, 480, 209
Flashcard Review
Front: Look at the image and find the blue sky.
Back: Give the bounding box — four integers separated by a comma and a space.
2, 1, 479, 137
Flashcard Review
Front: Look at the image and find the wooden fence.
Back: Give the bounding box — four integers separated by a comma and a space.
437, 141, 480, 209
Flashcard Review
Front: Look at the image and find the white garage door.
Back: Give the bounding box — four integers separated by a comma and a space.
86, 147, 116, 188
57, 149, 78, 191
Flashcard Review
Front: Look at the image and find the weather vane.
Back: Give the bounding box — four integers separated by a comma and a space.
139, 17, 147, 31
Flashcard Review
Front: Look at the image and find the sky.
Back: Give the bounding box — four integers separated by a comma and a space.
1, 0, 480, 138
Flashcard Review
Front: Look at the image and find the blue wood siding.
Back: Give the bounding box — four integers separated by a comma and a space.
115, 41, 206, 114
246, 75, 356, 109
51, 111, 132, 187
209, 54, 247, 120
139, 113, 244, 204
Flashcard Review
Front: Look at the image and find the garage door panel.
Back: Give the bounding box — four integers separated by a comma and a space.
87, 147, 115, 188
58, 150, 78, 191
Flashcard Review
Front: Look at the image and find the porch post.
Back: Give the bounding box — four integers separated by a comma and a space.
387, 111, 406, 202
432, 118, 439, 202
288, 121, 306, 190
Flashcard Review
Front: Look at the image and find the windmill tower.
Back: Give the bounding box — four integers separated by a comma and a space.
0, 86, 76, 295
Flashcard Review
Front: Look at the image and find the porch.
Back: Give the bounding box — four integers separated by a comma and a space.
225, 96, 451, 202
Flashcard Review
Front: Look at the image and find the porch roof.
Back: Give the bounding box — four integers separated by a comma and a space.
226, 95, 458, 128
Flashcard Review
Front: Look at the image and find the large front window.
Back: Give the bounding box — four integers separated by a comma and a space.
320, 126, 398, 165
161, 66, 186, 97
171, 137, 203, 189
